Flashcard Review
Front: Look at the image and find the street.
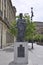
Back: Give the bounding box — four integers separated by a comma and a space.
0, 43, 43, 65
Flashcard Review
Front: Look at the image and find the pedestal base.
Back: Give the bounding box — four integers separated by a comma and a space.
14, 42, 28, 64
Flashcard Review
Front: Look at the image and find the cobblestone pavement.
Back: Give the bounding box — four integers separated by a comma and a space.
0, 43, 43, 65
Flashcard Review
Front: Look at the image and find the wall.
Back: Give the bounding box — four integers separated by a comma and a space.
0, 0, 16, 48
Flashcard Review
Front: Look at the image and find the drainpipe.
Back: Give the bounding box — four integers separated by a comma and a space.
1, 0, 2, 49
1, 23, 3, 49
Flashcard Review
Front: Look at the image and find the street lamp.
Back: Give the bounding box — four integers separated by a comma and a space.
31, 7, 34, 49
31, 7, 34, 21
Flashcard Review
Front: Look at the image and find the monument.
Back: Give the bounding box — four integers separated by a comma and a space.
14, 13, 28, 64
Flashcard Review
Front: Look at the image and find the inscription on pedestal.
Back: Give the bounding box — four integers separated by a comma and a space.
18, 45, 25, 57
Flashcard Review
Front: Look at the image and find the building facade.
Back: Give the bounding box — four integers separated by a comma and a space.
35, 22, 43, 35
0, 0, 16, 48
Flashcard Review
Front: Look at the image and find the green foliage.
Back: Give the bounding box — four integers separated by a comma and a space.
34, 34, 43, 42
41, 35, 43, 42
16, 16, 19, 18
34, 34, 40, 42
24, 15, 36, 41
9, 20, 18, 36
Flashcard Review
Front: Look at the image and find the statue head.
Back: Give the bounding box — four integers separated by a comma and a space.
19, 13, 23, 19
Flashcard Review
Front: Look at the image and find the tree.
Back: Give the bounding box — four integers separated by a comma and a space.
9, 20, 18, 36
25, 16, 36, 41
24, 14, 36, 49
34, 34, 43, 44
41, 35, 43, 42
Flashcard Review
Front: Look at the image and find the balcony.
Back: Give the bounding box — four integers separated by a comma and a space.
0, 10, 3, 19
3, 16, 10, 28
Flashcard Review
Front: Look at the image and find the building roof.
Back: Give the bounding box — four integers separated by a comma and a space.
9, 0, 16, 13
34, 21, 43, 27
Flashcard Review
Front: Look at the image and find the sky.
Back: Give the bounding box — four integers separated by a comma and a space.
11, 0, 43, 22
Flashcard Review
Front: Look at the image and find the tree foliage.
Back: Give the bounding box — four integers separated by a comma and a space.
34, 34, 43, 42
24, 14, 36, 42
9, 20, 18, 36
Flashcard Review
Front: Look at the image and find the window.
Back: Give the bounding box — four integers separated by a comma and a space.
4, 0, 6, 17
0, 0, 1, 10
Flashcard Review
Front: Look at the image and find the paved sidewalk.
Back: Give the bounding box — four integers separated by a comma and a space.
0, 43, 43, 65
29, 43, 43, 65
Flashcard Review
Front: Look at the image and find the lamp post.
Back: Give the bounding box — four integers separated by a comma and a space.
31, 7, 34, 49
31, 7, 34, 21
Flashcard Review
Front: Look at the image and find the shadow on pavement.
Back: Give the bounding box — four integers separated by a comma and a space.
9, 61, 14, 65
28, 46, 33, 51
9, 61, 28, 65
3, 47, 14, 52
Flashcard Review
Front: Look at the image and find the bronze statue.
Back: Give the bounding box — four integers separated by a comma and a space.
16, 13, 26, 42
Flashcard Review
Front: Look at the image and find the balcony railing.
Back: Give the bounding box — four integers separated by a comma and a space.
0, 10, 3, 19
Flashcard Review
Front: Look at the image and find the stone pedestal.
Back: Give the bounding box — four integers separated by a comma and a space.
14, 42, 28, 64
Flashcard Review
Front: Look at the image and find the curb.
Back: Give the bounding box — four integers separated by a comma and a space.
0, 44, 14, 51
